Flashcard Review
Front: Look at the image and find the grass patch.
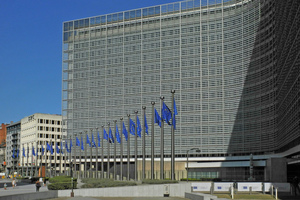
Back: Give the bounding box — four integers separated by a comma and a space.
81, 178, 137, 188
203, 192, 274, 199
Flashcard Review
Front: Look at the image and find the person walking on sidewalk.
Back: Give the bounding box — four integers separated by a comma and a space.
35, 180, 41, 192
12, 179, 16, 189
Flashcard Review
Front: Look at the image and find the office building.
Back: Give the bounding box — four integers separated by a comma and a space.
62, 0, 300, 181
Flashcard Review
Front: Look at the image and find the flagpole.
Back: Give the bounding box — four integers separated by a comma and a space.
101, 126, 104, 179
49, 139, 52, 177
96, 128, 99, 178
64, 139, 67, 175
113, 120, 117, 180
151, 101, 155, 179
31, 142, 33, 177
84, 130, 88, 178
73, 134, 76, 177
134, 111, 138, 181
142, 106, 146, 180
40, 143, 43, 177
160, 96, 165, 180
127, 114, 131, 181
27, 144, 29, 177
120, 118, 123, 181
107, 123, 110, 179
22, 144, 24, 176
90, 129, 93, 178
36, 142, 38, 177
79, 132, 82, 179
54, 137, 57, 176
171, 90, 176, 180
59, 134, 62, 175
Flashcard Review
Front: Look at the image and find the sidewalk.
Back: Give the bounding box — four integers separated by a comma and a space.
0, 179, 48, 197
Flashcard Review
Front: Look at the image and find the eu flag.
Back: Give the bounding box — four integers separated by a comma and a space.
23, 147, 26, 157
130, 119, 135, 136
32, 146, 36, 156
50, 144, 54, 155
86, 134, 91, 147
103, 128, 108, 141
162, 101, 172, 124
137, 116, 142, 137
122, 122, 128, 141
56, 143, 60, 154
91, 134, 96, 147
116, 125, 121, 143
81, 136, 84, 151
12, 148, 15, 158
155, 108, 161, 127
97, 131, 101, 147
47, 142, 51, 151
65, 141, 70, 153
109, 128, 115, 143
76, 137, 80, 146
144, 114, 149, 134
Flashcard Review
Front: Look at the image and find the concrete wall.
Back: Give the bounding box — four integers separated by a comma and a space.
266, 158, 287, 182
0, 191, 58, 200
58, 182, 191, 197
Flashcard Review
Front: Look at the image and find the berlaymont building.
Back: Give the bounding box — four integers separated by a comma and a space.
62, 0, 300, 181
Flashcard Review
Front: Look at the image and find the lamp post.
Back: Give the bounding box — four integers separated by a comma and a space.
70, 160, 74, 197
186, 148, 200, 182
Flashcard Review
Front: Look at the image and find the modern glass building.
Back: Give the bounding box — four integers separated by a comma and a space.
62, 0, 300, 181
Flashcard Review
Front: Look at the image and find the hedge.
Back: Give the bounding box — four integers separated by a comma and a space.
81, 178, 136, 188
47, 176, 77, 190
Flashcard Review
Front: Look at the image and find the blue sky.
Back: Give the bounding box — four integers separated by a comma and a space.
0, 0, 178, 124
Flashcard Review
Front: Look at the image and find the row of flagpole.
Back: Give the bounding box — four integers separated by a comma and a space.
12, 90, 177, 180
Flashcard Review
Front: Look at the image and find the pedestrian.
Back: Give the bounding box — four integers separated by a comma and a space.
35, 180, 41, 192
12, 179, 16, 188
292, 176, 300, 196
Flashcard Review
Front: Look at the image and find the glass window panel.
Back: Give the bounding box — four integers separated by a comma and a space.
118, 13, 123, 20
107, 15, 112, 22
155, 6, 160, 14
168, 4, 174, 12
90, 18, 95, 25
187, 0, 194, 9
113, 14, 118, 21
161, 5, 167, 13
125, 11, 130, 19
101, 16, 106, 24
136, 10, 141, 18
95, 17, 100, 24
174, 3, 180, 11
148, 7, 154, 15
181, 2, 187, 10
130, 11, 135, 18
142, 8, 148, 16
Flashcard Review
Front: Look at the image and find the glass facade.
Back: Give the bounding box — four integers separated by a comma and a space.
62, 0, 300, 159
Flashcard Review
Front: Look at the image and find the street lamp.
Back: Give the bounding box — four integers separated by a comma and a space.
186, 148, 201, 182
70, 160, 74, 197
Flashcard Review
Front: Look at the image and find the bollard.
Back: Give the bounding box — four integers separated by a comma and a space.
275, 187, 278, 200
231, 185, 234, 199
249, 186, 252, 195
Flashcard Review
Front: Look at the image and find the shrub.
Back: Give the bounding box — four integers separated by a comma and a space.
180, 178, 221, 182
81, 178, 137, 188
47, 176, 77, 190
142, 179, 178, 184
